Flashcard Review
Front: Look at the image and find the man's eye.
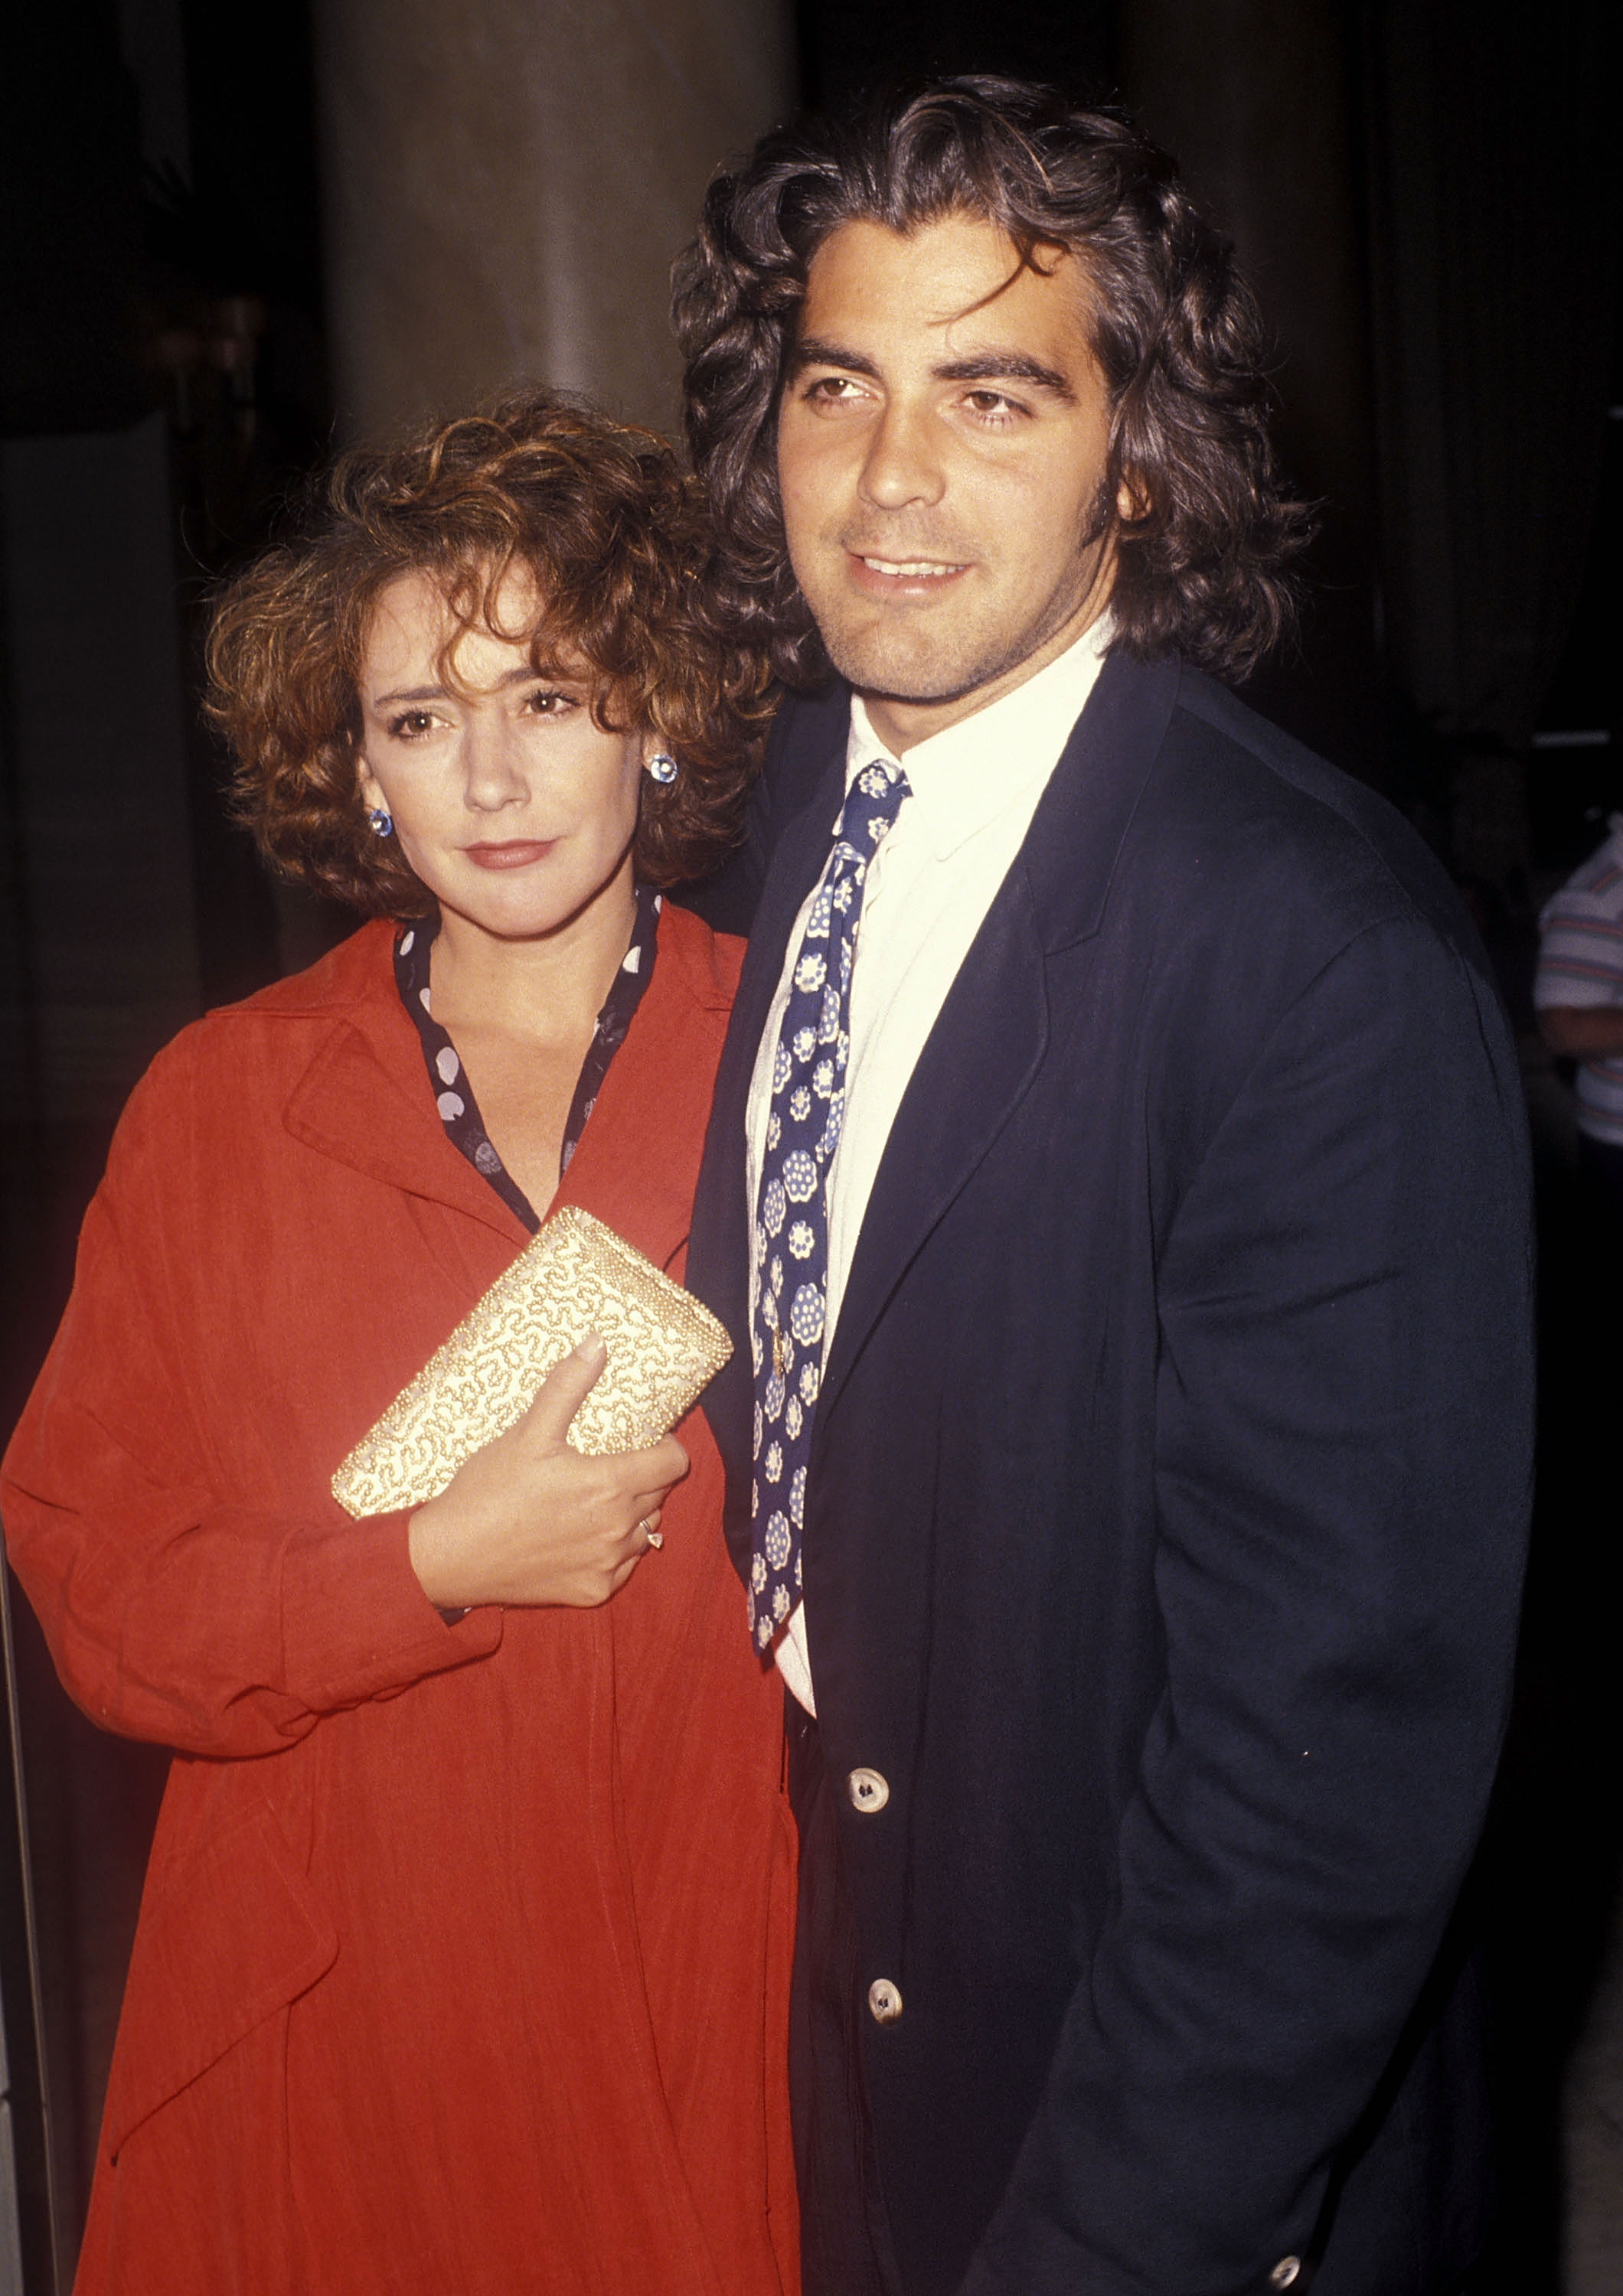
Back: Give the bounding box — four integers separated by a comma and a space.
805, 376, 863, 403
965, 390, 1020, 418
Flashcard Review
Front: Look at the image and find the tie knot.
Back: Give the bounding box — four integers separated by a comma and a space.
835, 760, 910, 857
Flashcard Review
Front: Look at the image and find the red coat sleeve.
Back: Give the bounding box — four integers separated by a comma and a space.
2, 1040, 502, 1758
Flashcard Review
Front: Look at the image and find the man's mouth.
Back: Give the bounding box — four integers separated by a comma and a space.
859, 556, 965, 578
847, 549, 970, 589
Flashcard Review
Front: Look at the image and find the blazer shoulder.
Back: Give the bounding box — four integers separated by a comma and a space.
1145, 664, 1476, 964
766, 679, 849, 807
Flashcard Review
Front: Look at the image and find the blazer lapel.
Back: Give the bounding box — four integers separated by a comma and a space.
820, 649, 1177, 1415
732, 748, 851, 1088
818, 876, 1049, 1417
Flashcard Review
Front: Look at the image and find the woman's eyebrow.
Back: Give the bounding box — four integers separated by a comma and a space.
372, 665, 551, 709
371, 683, 446, 708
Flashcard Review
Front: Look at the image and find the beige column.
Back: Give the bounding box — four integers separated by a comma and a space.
312, 0, 793, 442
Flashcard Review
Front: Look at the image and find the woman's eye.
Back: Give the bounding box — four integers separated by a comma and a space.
387, 709, 438, 739
522, 689, 576, 717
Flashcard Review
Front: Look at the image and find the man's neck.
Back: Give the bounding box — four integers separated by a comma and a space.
860, 590, 1114, 756
860, 595, 1113, 758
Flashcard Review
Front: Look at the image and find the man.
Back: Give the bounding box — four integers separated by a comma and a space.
675, 78, 1532, 2296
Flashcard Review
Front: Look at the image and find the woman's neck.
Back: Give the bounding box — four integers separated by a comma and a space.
420, 863, 642, 1218
428, 866, 637, 1050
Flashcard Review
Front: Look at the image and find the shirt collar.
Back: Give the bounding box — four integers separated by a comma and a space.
844, 613, 1113, 863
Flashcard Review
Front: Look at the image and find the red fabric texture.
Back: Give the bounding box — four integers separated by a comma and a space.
3, 906, 798, 2296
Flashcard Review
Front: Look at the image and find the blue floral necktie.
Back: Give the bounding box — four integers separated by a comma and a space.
747, 759, 912, 1652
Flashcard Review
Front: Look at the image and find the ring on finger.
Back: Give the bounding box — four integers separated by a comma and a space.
637, 1518, 663, 1551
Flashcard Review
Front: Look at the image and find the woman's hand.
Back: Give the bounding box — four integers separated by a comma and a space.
407, 1336, 688, 1610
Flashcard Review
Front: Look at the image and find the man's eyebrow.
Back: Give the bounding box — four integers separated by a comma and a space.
789, 337, 882, 379
933, 351, 1076, 400
787, 338, 1076, 401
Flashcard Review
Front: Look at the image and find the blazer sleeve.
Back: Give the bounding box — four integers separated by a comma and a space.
962, 914, 1533, 2294
2, 1057, 501, 1762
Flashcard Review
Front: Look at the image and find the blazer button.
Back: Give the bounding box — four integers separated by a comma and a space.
847, 1766, 890, 1812
1268, 2260, 1302, 2289
867, 1978, 903, 2025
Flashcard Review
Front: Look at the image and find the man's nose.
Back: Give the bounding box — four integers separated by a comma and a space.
462, 719, 528, 810
857, 400, 947, 513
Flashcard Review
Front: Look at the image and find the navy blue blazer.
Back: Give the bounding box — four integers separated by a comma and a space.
685, 651, 1533, 2296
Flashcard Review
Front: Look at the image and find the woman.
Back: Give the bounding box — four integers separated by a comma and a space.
2, 391, 797, 2295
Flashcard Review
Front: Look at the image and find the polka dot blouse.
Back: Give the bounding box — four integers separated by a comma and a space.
394, 884, 662, 1231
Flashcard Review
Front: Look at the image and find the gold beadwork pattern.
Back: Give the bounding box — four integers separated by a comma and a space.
330, 1206, 732, 1519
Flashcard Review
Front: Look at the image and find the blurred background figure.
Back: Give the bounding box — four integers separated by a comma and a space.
0, 1, 1617, 2291
1536, 813, 1623, 1229
1533, 807, 1623, 2296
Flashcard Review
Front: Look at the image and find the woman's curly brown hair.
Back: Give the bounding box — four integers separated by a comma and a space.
673, 76, 1312, 688
207, 388, 774, 915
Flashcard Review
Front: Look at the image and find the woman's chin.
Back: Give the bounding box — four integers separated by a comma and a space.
431, 860, 635, 950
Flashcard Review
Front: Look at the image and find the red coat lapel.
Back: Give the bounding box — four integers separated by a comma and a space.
268, 907, 741, 1277
554, 903, 742, 1277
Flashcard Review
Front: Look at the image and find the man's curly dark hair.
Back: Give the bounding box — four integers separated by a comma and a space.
673, 76, 1311, 689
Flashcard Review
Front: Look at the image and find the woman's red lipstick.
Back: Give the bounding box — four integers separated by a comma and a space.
463, 839, 556, 869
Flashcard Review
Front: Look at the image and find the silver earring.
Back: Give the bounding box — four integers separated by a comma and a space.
645, 752, 679, 785
367, 807, 394, 837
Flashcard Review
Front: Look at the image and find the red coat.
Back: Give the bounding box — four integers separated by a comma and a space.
3, 907, 798, 2296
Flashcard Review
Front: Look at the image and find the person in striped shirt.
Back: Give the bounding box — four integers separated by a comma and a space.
1536, 810, 1623, 1207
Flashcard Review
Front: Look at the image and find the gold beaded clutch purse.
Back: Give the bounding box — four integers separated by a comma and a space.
331, 1205, 732, 1519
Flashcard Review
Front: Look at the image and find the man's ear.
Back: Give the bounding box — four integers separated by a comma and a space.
1116, 471, 1148, 524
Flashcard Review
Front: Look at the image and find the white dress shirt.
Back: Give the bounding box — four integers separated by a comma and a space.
746, 616, 1112, 1713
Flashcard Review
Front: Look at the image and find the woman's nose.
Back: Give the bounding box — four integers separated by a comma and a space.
462, 718, 528, 810
858, 400, 947, 513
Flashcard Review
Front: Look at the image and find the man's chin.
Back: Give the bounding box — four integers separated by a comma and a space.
818, 628, 996, 713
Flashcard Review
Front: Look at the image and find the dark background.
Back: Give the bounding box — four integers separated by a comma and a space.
1, 0, 1618, 2287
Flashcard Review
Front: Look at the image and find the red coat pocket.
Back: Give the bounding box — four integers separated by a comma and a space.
103, 1799, 338, 2162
